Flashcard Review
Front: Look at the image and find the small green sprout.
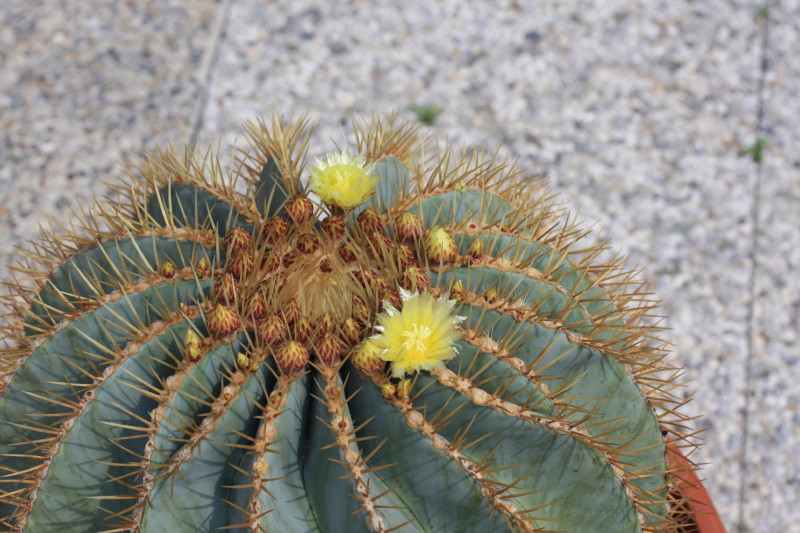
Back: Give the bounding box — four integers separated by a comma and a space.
741, 137, 768, 164
409, 104, 443, 125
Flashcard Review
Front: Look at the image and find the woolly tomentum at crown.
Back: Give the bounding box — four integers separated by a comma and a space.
0, 116, 697, 532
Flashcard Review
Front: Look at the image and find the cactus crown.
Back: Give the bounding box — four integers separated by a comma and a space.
0, 116, 698, 532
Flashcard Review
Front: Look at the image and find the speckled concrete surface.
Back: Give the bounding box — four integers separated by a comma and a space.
742, 2, 800, 531
0, 0, 795, 531
0, 0, 225, 272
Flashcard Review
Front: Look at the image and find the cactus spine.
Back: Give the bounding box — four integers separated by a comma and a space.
0, 116, 698, 532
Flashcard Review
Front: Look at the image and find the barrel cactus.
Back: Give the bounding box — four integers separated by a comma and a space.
0, 116, 698, 532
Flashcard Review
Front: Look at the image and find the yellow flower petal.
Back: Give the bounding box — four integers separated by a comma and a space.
309, 150, 378, 209
372, 289, 464, 378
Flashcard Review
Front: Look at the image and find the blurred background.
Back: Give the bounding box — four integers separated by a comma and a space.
1, 1, 797, 531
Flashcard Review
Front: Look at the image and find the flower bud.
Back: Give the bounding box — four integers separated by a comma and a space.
243, 290, 268, 322
223, 227, 252, 252
184, 329, 203, 361
321, 215, 346, 241
467, 238, 484, 261
296, 232, 320, 254
227, 250, 255, 280
214, 273, 240, 305
293, 317, 313, 345
263, 216, 288, 244
483, 287, 500, 305
207, 304, 239, 338
401, 267, 430, 292
351, 339, 385, 374
450, 279, 466, 301
341, 317, 361, 345
424, 227, 458, 264
314, 333, 342, 365
395, 243, 416, 269
357, 208, 383, 235
338, 243, 357, 263
284, 196, 314, 225
195, 257, 212, 280
160, 260, 176, 279
319, 313, 335, 335
274, 341, 309, 373
395, 212, 424, 241
284, 298, 302, 324
257, 314, 289, 345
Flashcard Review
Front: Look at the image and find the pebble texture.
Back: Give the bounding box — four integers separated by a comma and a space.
0, 0, 224, 275
743, 1, 800, 531
0, 0, 794, 531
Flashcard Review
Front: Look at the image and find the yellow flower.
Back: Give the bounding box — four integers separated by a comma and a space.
372, 289, 464, 378
309, 150, 379, 209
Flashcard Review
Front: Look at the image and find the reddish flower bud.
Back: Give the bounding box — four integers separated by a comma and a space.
195, 257, 212, 280
395, 212, 424, 241
227, 250, 255, 280
319, 257, 333, 273
367, 232, 394, 260
257, 314, 289, 346
282, 249, 303, 268
350, 269, 377, 287
357, 208, 383, 235
284, 298, 302, 324
293, 316, 313, 344
382, 288, 402, 309
179, 302, 198, 319
350, 339, 385, 374
352, 296, 370, 323
184, 329, 203, 361
243, 290, 268, 322
265, 272, 288, 294
263, 216, 288, 244
467, 238, 484, 261
338, 243, 357, 263
375, 277, 391, 293
296, 232, 320, 254
261, 250, 281, 273
223, 227, 252, 252
395, 243, 416, 269
424, 227, 458, 264
314, 333, 343, 365
341, 317, 361, 345
214, 273, 240, 305
319, 313, 335, 335
321, 215, 346, 241
483, 287, 500, 305
284, 196, 314, 225
207, 304, 239, 338
450, 279, 466, 301
160, 260, 176, 279
401, 267, 430, 292
274, 341, 309, 373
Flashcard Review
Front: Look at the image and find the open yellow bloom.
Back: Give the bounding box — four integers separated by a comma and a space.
308, 150, 378, 209
372, 289, 464, 378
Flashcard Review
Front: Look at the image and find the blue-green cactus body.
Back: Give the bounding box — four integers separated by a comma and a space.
0, 118, 693, 532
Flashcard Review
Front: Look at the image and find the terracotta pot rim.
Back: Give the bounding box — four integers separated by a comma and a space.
666, 438, 727, 533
